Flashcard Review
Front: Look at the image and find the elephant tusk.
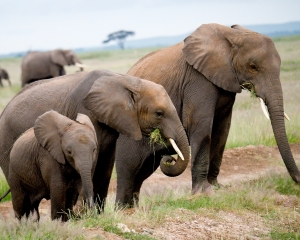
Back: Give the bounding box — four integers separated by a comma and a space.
75, 62, 87, 68
168, 138, 184, 160
259, 98, 290, 121
259, 98, 270, 120
284, 112, 290, 121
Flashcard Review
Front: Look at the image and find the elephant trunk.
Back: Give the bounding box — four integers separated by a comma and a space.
160, 125, 190, 177
79, 167, 94, 208
266, 89, 300, 183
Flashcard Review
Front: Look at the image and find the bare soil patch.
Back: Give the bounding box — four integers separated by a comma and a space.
1, 144, 299, 239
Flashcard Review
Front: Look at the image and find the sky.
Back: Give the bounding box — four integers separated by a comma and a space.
1, 0, 300, 55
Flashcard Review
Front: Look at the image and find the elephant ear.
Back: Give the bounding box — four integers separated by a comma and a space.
50, 49, 68, 66
76, 113, 97, 142
182, 23, 242, 93
83, 75, 142, 141
34, 110, 73, 164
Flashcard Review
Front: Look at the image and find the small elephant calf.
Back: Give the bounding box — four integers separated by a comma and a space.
8, 110, 98, 221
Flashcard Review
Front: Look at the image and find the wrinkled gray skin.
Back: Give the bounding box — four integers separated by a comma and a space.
115, 23, 300, 207
0, 69, 190, 213
8, 111, 97, 221
0, 68, 11, 87
21, 49, 83, 87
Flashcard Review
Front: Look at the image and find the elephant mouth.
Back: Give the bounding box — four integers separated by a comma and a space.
240, 82, 256, 98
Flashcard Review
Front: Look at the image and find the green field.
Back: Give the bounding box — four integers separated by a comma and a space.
0, 36, 300, 239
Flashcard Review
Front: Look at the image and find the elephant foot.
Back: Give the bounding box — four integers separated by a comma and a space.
207, 178, 224, 190
192, 179, 215, 195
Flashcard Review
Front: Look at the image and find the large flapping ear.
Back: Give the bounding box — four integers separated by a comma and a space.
84, 75, 143, 141
182, 23, 242, 93
50, 49, 68, 66
76, 113, 97, 143
34, 110, 73, 164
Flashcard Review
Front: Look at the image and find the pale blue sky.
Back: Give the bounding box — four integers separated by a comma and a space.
1, 0, 300, 54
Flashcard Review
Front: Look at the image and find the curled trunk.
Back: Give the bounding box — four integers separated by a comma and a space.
160, 127, 190, 177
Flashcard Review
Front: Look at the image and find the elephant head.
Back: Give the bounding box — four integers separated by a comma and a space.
51, 49, 85, 70
83, 73, 190, 176
34, 110, 98, 207
182, 23, 300, 183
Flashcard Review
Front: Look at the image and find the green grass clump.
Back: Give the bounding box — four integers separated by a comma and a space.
0, 171, 10, 202
240, 82, 257, 98
149, 129, 166, 147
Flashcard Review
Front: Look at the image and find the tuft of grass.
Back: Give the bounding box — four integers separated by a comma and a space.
0, 215, 85, 240
149, 129, 167, 147
240, 82, 257, 98
0, 171, 10, 202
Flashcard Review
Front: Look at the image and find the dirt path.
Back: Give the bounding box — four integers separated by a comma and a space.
1, 144, 299, 239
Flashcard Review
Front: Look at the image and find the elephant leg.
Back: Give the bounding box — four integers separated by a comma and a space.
30, 200, 41, 221
50, 183, 68, 221
115, 136, 161, 209
11, 190, 31, 219
182, 80, 218, 194
207, 91, 236, 186
93, 146, 116, 213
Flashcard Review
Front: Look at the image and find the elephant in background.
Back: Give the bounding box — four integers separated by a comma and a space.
0, 68, 11, 87
21, 49, 85, 87
0, 69, 190, 212
9, 110, 98, 221
115, 23, 300, 207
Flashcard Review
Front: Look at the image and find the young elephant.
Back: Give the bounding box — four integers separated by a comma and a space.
8, 110, 98, 221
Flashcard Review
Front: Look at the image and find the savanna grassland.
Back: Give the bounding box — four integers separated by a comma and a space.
0, 36, 300, 239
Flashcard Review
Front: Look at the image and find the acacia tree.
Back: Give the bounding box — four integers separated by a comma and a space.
103, 30, 135, 49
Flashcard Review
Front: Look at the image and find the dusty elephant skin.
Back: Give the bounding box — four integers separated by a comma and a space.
115, 23, 300, 207
0, 69, 190, 212
0, 68, 11, 87
21, 49, 84, 87
8, 110, 97, 221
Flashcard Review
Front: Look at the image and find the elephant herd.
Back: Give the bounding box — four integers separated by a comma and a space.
0, 23, 299, 221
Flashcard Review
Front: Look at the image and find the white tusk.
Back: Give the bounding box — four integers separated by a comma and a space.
259, 98, 290, 121
284, 112, 290, 121
259, 98, 270, 120
168, 138, 184, 160
75, 62, 87, 68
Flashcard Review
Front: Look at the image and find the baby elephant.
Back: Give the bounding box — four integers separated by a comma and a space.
8, 110, 98, 221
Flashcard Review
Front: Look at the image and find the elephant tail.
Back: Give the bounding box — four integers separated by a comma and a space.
0, 188, 10, 201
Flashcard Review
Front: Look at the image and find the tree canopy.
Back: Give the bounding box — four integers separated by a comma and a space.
103, 30, 135, 49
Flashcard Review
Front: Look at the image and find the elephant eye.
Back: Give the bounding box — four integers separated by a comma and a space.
156, 110, 164, 119
249, 63, 258, 71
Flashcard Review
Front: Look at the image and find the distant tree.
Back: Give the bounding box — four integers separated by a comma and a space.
103, 30, 135, 49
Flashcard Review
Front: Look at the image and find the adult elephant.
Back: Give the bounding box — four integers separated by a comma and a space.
0, 68, 11, 87
115, 23, 300, 207
21, 49, 85, 87
0, 69, 190, 211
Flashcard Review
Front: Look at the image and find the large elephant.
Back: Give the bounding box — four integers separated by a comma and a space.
115, 23, 300, 207
0, 69, 190, 211
9, 110, 98, 221
21, 49, 85, 87
0, 68, 11, 87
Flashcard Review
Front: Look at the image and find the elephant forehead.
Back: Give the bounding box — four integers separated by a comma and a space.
79, 135, 91, 144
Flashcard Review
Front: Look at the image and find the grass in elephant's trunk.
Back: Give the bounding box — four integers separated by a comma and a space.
240, 82, 257, 98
